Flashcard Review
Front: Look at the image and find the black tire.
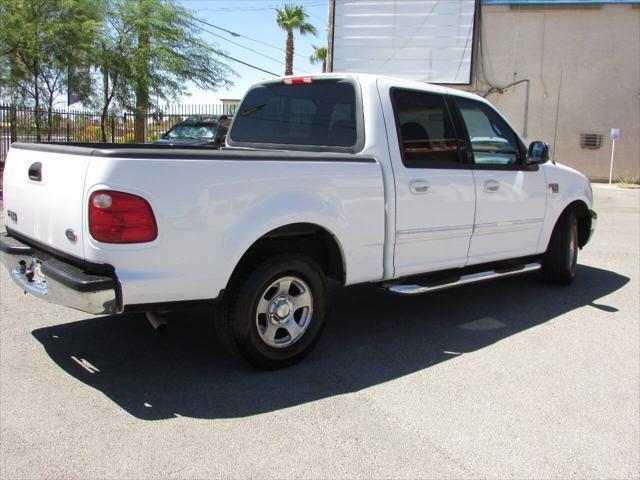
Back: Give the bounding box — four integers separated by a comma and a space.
541, 211, 578, 285
214, 253, 328, 369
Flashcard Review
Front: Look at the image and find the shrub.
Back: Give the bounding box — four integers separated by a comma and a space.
617, 171, 640, 185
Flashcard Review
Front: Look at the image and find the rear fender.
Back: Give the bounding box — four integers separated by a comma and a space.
221, 191, 347, 283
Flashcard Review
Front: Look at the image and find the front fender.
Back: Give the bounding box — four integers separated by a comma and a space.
537, 163, 593, 252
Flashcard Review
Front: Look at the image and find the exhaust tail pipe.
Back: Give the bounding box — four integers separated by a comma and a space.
146, 311, 167, 333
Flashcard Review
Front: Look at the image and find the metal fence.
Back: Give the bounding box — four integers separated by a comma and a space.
0, 103, 236, 164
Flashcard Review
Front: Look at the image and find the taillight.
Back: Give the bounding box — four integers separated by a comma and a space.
89, 190, 157, 244
283, 76, 313, 85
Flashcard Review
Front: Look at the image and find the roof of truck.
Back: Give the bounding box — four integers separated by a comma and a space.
256, 72, 488, 104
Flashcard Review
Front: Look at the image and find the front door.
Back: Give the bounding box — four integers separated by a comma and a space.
451, 95, 547, 264
378, 80, 476, 277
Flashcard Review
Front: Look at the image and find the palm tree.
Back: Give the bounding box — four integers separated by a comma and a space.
309, 45, 327, 73
276, 4, 317, 76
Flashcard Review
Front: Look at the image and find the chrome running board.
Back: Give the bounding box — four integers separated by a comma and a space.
385, 262, 542, 295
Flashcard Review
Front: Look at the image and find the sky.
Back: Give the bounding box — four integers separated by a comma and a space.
178, 0, 330, 104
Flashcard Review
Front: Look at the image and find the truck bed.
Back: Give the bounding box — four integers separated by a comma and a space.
3, 142, 386, 308
11, 142, 377, 162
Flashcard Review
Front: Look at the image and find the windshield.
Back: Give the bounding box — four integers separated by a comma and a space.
165, 123, 218, 140
229, 79, 358, 148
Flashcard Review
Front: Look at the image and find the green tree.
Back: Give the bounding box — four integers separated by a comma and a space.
276, 4, 317, 76
99, 0, 235, 142
0, 0, 100, 139
91, 1, 135, 141
309, 45, 327, 73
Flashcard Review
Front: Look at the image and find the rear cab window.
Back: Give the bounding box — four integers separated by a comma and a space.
228, 78, 364, 153
391, 88, 462, 168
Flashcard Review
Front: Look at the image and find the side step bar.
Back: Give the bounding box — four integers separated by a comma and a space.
385, 262, 542, 295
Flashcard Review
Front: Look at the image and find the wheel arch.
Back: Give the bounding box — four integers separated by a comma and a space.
547, 199, 592, 250
228, 222, 347, 287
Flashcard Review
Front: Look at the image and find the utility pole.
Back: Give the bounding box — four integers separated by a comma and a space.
326, 0, 335, 72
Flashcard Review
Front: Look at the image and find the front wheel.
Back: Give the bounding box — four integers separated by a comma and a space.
541, 211, 578, 285
214, 254, 328, 369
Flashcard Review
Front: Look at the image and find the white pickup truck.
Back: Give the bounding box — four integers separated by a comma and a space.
1, 74, 596, 369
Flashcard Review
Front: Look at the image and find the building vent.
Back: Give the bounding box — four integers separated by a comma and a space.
580, 133, 603, 150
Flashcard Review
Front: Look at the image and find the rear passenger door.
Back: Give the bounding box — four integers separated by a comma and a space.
378, 81, 476, 277
451, 96, 547, 264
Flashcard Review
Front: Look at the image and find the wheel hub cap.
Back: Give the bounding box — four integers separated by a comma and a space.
255, 276, 314, 349
269, 296, 293, 324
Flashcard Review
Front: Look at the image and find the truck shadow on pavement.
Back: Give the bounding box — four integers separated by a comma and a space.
32, 265, 628, 420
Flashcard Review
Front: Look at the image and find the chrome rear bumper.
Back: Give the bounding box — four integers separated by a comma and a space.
0, 232, 118, 315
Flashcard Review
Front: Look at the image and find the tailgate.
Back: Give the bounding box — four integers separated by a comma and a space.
2, 145, 90, 258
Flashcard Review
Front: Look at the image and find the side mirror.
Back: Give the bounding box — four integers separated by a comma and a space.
527, 141, 550, 164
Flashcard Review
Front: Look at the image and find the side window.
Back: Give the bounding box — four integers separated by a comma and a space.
453, 97, 521, 166
392, 89, 460, 168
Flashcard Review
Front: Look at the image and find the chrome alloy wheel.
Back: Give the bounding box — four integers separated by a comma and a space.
256, 276, 313, 348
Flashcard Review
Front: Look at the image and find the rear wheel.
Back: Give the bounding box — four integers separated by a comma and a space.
214, 254, 328, 369
542, 211, 578, 285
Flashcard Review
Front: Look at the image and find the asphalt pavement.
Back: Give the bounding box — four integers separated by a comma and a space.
1, 184, 638, 479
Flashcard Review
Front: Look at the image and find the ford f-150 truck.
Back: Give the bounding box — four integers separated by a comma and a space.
1, 74, 596, 369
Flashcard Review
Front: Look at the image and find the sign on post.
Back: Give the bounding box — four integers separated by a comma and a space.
611, 128, 620, 141
609, 128, 620, 186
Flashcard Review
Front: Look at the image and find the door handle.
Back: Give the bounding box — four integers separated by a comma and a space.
409, 180, 430, 194
484, 180, 500, 193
